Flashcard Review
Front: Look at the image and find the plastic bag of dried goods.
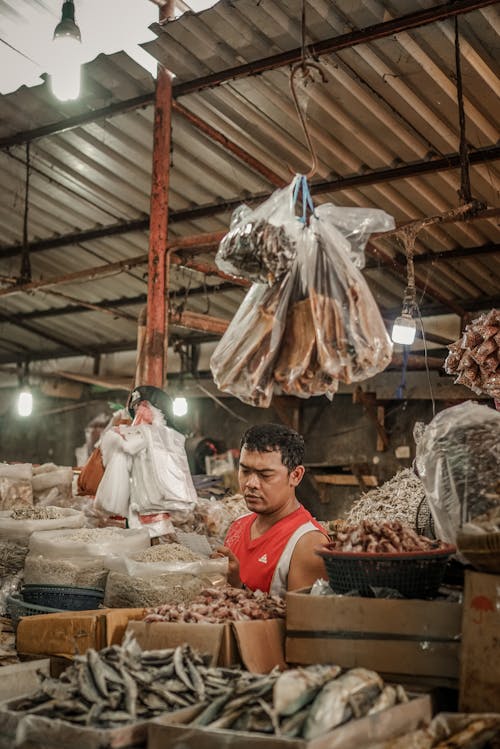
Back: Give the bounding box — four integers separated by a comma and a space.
0, 463, 33, 510
416, 402, 500, 545
210, 269, 294, 407
215, 176, 305, 285
103, 570, 210, 608
305, 213, 393, 383
0, 507, 84, 541
29, 527, 150, 558
32, 464, 73, 507
103, 553, 227, 582
24, 554, 108, 589
314, 204, 395, 269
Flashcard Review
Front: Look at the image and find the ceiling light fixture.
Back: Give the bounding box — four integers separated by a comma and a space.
51, 0, 82, 101
17, 387, 33, 417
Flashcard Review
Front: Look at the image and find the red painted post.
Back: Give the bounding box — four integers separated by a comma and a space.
143, 58, 172, 387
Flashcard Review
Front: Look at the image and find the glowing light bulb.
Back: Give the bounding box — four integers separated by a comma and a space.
173, 397, 188, 417
391, 313, 416, 345
51, 1, 82, 101
17, 389, 33, 417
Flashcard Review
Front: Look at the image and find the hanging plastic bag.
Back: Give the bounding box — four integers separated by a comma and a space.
314, 204, 395, 269
415, 402, 500, 545
306, 212, 393, 383
215, 177, 305, 284
95, 429, 134, 517
210, 270, 294, 407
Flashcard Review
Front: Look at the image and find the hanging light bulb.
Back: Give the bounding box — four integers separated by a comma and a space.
173, 397, 188, 417
391, 312, 416, 345
391, 287, 417, 345
51, 1, 82, 101
17, 388, 33, 417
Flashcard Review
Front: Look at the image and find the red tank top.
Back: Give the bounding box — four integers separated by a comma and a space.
224, 505, 326, 594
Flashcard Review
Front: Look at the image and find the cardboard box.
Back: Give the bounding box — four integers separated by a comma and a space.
460, 570, 500, 711
0, 700, 148, 749
127, 618, 286, 672
0, 659, 50, 701
148, 695, 432, 749
286, 589, 461, 684
16, 608, 146, 659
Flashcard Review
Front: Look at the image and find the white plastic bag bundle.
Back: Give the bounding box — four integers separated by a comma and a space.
95, 430, 133, 516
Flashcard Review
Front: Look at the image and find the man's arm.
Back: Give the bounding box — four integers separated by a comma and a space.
287, 530, 328, 592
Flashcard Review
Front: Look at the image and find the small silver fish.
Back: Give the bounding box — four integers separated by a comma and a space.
367, 685, 397, 715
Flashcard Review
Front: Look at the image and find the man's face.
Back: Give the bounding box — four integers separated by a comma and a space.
238, 446, 303, 515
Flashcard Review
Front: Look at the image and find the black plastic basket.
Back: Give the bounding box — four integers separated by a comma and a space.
22, 584, 104, 611
317, 544, 456, 599
6, 593, 64, 630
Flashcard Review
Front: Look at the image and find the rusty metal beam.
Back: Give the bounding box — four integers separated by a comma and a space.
0, 0, 495, 150
172, 100, 287, 188
1, 146, 497, 261
144, 59, 172, 387
0, 232, 229, 298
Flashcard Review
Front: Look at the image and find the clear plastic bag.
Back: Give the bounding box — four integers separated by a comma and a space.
314, 204, 395, 269
24, 554, 108, 589
210, 271, 294, 407
415, 402, 500, 545
0, 507, 84, 541
215, 178, 304, 284
104, 554, 227, 581
29, 527, 150, 558
306, 213, 393, 383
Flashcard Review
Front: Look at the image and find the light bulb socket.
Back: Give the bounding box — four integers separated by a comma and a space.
53, 1, 81, 42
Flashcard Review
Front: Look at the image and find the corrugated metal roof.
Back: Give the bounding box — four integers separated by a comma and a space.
0, 0, 499, 381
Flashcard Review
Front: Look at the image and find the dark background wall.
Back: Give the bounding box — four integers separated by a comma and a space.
0, 383, 440, 521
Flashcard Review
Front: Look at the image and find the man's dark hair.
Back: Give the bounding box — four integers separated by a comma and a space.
240, 423, 305, 470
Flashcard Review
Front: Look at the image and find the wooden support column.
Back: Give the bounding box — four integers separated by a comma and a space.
144, 49, 172, 388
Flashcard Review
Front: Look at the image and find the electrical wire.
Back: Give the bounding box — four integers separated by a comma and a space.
416, 303, 436, 418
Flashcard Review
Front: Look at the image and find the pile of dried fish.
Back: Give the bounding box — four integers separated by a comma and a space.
445, 309, 500, 398
325, 520, 447, 553
187, 664, 408, 739
345, 470, 426, 527
11, 634, 244, 728
10, 507, 66, 520
217, 214, 297, 285
144, 585, 286, 623
23, 555, 108, 589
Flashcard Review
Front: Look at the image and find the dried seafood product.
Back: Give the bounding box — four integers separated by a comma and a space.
10, 507, 66, 520
217, 216, 297, 285
10, 634, 245, 727
144, 584, 286, 623
185, 664, 409, 739
445, 309, 500, 398
326, 520, 447, 553
211, 274, 292, 407
132, 543, 203, 564
345, 469, 426, 527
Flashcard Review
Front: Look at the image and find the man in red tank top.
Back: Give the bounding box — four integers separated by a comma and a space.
214, 424, 328, 596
